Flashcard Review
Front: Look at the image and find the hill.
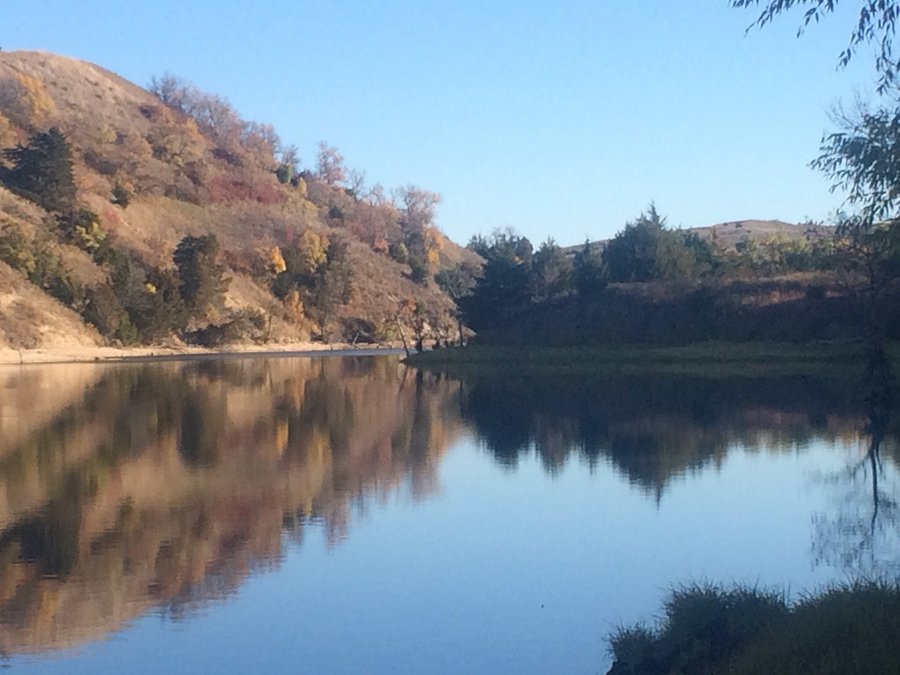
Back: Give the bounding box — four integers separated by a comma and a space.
563, 219, 833, 257
0, 50, 478, 352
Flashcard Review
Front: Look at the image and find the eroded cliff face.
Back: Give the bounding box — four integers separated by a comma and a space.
0, 356, 465, 655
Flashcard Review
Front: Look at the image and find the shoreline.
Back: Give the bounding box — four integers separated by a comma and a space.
406, 341, 897, 377
0, 342, 405, 366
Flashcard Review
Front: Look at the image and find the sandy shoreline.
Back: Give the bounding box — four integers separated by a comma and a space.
0, 342, 406, 366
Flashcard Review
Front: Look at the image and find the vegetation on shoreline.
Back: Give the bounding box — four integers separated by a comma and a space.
407, 341, 900, 377
607, 582, 900, 675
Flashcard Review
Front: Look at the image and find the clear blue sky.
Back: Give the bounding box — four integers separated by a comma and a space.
3, 1, 876, 246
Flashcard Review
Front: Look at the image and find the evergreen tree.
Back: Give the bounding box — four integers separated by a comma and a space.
1, 128, 77, 214
174, 234, 229, 321
530, 239, 574, 302
573, 240, 608, 297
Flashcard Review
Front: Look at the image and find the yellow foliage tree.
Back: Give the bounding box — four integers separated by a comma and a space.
15, 73, 57, 125
294, 230, 328, 276
264, 246, 286, 275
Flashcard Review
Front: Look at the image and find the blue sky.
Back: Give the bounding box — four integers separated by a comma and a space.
3, 1, 876, 245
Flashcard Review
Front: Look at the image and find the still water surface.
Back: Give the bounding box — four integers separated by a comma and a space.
0, 355, 897, 673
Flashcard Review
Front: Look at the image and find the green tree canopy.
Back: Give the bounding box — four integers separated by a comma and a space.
603, 204, 667, 282
462, 230, 533, 330
603, 205, 715, 283
174, 233, 229, 321
573, 240, 608, 297
1, 128, 76, 214
530, 239, 574, 302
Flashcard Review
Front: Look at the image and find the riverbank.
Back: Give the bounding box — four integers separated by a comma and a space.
0, 342, 404, 366
407, 341, 900, 377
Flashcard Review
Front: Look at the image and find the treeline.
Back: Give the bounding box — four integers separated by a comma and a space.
444, 204, 843, 338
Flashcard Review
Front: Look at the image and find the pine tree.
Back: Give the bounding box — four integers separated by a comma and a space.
174, 234, 229, 321
1, 128, 76, 214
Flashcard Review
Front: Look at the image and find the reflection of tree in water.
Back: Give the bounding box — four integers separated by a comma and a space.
460, 373, 867, 498
0, 356, 464, 656
813, 346, 900, 577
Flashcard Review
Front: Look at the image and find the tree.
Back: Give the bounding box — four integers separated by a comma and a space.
461, 229, 533, 330
573, 240, 608, 297
174, 234, 229, 321
397, 185, 442, 284
733, 0, 900, 92
809, 99, 900, 334
1, 128, 76, 214
603, 204, 667, 282
603, 205, 714, 283
309, 235, 354, 337
276, 144, 300, 185
530, 239, 574, 302
315, 142, 346, 186
436, 262, 479, 344
814, 102, 900, 223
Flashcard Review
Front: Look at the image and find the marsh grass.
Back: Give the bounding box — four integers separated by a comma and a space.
408, 342, 900, 378
608, 582, 900, 674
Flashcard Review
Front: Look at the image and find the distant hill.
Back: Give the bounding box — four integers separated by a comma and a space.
0, 50, 477, 351
564, 219, 834, 256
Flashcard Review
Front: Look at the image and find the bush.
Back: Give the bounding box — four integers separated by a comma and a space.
607, 582, 900, 675
111, 183, 131, 208
0, 222, 37, 276
84, 283, 138, 344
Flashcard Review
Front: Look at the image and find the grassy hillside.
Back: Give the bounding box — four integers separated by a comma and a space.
0, 50, 477, 350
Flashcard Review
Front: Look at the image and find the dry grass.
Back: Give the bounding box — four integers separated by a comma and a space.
0, 260, 101, 350
0, 49, 474, 349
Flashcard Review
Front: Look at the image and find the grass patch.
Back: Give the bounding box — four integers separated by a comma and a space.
608, 582, 900, 674
407, 341, 900, 378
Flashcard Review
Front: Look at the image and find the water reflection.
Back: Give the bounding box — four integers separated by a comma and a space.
459, 373, 868, 496
812, 347, 900, 577
452, 361, 900, 578
0, 357, 464, 656
2, 355, 899, 667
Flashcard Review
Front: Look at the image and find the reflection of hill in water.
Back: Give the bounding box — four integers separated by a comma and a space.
0, 357, 464, 656
459, 374, 884, 495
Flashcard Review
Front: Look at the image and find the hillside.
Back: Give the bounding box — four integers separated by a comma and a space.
0, 50, 478, 352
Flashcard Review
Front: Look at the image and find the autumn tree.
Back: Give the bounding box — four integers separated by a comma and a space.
315, 142, 346, 186
276, 144, 300, 185
397, 185, 442, 284
308, 235, 354, 338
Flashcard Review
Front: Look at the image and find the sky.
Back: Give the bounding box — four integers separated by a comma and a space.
1, 1, 879, 246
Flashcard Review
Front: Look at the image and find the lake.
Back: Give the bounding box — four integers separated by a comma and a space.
0, 355, 897, 673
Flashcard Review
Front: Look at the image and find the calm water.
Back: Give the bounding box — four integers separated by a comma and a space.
0, 355, 897, 673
